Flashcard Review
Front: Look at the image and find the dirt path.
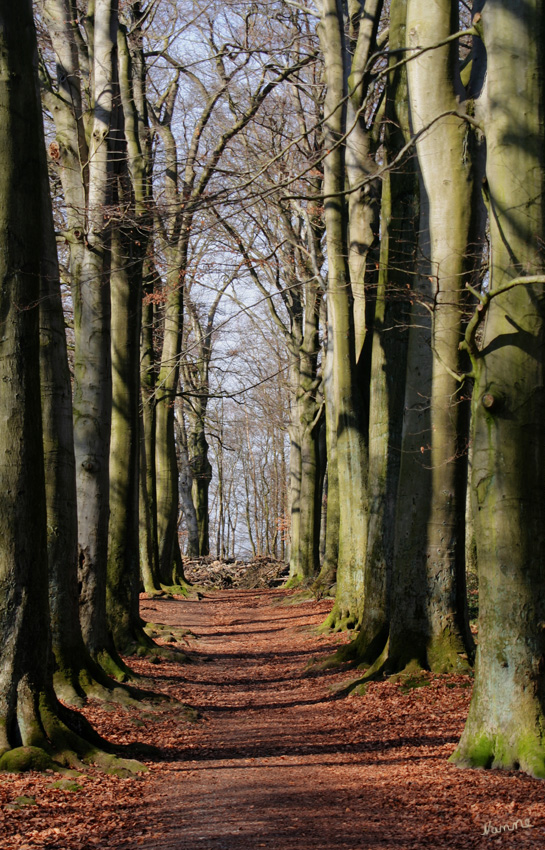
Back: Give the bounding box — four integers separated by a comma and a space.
3, 588, 545, 849
126, 589, 545, 849
134, 589, 367, 849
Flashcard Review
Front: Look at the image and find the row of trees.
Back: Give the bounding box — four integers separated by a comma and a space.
1, 0, 545, 780
0, 0, 305, 770
298, 0, 545, 778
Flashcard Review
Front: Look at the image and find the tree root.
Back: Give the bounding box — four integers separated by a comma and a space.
333, 629, 473, 696
0, 689, 146, 776
317, 602, 360, 634
450, 730, 545, 779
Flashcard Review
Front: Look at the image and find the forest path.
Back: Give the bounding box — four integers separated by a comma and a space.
3, 588, 545, 849
135, 588, 366, 849
122, 589, 545, 850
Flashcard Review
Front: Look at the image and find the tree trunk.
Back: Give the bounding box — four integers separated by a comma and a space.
289, 403, 322, 582
318, 0, 369, 629
383, 0, 476, 673
71, 0, 131, 680
189, 421, 213, 557
41, 0, 147, 690
313, 324, 339, 596
288, 294, 323, 584
107, 221, 146, 652
342, 0, 417, 664
452, 0, 545, 777
0, 1, 134, 771
175, 401, 200, 558
107, 19, 156, 653
39, 98, 135, 707
139, 266, 161, 591
155, 266, 184, 584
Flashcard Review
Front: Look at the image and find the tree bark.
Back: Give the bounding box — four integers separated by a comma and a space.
139, 264, 161, 590
341, 0, 417, 663
0, 0, 136, 772
452, 0, 545, 777
107, 17, 156, 653
313, 320, 339, 596
175, 402, 200, 558
384, 0, 476, 673
318, 0, 370, 629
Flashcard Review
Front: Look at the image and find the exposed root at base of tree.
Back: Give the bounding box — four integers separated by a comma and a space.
317, 603, 360, 634
114, 621, 191, 666
159, 582, 192, 597
308, 622, 390, 673
0, 690, 146, 776
450, 732, 545, 780
311, 564, 337, 600
333, 632, 474, 696
54, 659, 152, 709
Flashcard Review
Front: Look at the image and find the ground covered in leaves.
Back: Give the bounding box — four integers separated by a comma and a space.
2, 585, 545, 849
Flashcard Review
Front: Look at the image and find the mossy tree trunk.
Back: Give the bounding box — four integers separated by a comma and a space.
106, 16, 156, 653
39, 88, 137, 706
42, 0, 134, 682
313, 322, 340, 596
341, 0, 417, 662
318, 0, 383, 629
452, 0, 545, 778
377, 0, 477, 674
0, 0, 132, 771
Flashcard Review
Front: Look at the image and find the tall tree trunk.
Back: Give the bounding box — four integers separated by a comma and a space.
175, 402, 200, 558
340, 0, 417, 663
139, 266, 160, 590
318, 0, 369, 629
452, 0, 545, 778
383, 0, 476, 673
288, 318, 324, 583
41, 0, 148, 695
0, 0, 128, 771
39, 103, 135, 707
107, 18, 156, 653
155, 264, 185, 584
0, 0, 58, 764
107, 222, 146, 652
71, 0, 130, 679
313, 324, 339, 596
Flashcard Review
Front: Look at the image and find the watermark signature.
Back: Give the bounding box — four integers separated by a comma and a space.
482, 817, 533, 836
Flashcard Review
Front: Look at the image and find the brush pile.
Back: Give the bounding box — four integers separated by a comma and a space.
183, 556, 289, 589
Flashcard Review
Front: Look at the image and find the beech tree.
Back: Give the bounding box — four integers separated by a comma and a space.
41, 0, 173, 672
451, 0, 545, 777
0, 0, 140, 772
335, 0, 416, 662
40, 0, 130, 678
371, 0, 480, 675
6, 0, 544, 784
318, 0, 383, 629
